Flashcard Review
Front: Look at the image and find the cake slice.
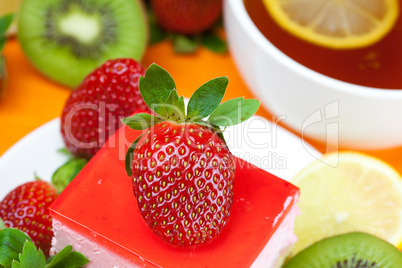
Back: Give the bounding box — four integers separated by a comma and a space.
50, 121, 299, 267
50, 63, 300, 267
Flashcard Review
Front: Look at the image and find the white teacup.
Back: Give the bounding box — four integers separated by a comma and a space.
224, 0, 402, 150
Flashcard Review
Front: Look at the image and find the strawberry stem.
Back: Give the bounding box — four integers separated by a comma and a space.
122, 63, 260, 164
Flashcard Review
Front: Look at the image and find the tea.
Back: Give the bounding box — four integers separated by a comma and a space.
244, 0, 402, 89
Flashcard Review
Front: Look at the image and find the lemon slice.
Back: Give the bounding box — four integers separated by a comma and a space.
262, 0, 400, 49
291, 152, 402, 255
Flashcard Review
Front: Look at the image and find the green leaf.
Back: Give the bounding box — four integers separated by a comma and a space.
51, 158, 88, 192
34, 173, 42, 181
148, 12, 166, 44
0, 229, 32, 268
150, 23, 166, 44
172, 34, 198, 54
201, 32, 227, 54
0, 14, 13, 35
214, 17, 224, 29
125, 135, 142, 176
139, 63, 176, 116
192, 120, 216, 130
216, 131, 228, 149
0, 219, 5, 230
208, 98, 260, 126
0, 37, 5, 52
121, 113, 162, 130
164, 90, 185, 121
187, 77, 228, 120
11, 241, 46, 268
46, 245, 89, 268
57, 148, 73, 158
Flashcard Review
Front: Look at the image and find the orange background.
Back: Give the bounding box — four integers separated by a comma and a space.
1, 38, 402, 173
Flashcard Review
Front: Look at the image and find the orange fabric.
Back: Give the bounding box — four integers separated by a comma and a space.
1, 38, 402, 173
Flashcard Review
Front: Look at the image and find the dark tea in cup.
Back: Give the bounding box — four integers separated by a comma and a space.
244, 0, 402, 89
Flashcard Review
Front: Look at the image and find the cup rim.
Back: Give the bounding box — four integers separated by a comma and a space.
227, 0, 402, 99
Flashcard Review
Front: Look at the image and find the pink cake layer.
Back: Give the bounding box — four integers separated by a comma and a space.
52, 204, 299, 268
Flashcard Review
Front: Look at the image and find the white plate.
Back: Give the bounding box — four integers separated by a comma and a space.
0, 117, 321, 200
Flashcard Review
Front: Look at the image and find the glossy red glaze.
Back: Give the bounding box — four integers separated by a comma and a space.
50, 123, 299, 267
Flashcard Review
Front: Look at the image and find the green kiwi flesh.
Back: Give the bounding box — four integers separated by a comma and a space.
284, 232, 402, 268
18, 0, 148, 88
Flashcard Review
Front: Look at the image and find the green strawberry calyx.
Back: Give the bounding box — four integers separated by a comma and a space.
0, 219, 89, 268
121, 63, 260, 176
0, 13, 14, 52
0, 13, 13, 93
51, 157, 88, 193
147, 5, 227, 54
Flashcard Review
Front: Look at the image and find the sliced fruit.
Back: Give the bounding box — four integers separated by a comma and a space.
284, 232, 402, 268
262, 0, 399, 49
18, 0, 148, 88
291, 152, 402, 255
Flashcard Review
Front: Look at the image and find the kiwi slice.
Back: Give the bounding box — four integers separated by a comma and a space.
18, 0, 148, 88
284, 232, 402, 268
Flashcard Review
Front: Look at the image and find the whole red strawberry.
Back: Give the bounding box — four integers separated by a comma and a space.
0, 180, 58, 256
151, 0, 223, 35
61, 58, 150, 159
132, 122, 235, 246
122, 64, 260, 246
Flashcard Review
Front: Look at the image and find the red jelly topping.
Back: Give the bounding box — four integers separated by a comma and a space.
50, 123, 299, 267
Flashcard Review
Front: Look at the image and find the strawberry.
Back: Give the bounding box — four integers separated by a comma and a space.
122, 64, 260, 246
150, 0, 223, 35
131, 122, 235, 246
0, 180, 58, 256
60, 58, 150, 159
